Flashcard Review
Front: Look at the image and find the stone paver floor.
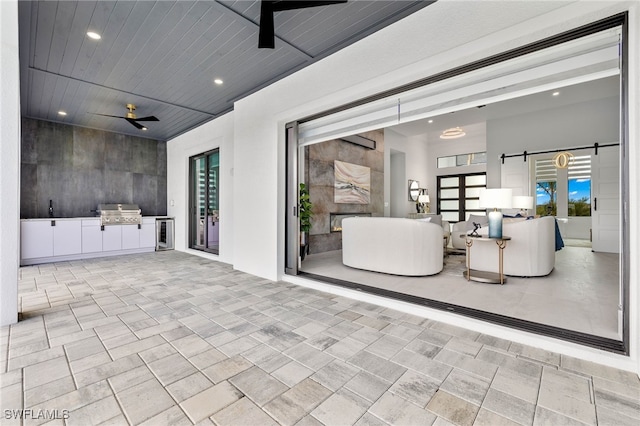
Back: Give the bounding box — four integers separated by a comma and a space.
1, 251, 638, 425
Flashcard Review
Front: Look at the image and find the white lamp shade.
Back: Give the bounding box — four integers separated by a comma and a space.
512, 195, 534, 209
418, 194, 430, 203
479, 188, 513, 209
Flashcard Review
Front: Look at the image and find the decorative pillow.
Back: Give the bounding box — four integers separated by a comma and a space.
466, 214, 489, 231
427, 214, 442, 226
416, 217, 432, 222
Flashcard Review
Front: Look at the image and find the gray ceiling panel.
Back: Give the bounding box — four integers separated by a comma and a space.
57, 1, 98, 77
19, 0, 435, 141
31, 1, 58, 70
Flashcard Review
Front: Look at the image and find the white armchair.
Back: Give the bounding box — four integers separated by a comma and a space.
451, 214, 489, 250
442, 220, 451, 248
451, 221, 467, 250
468, 216, 556, 277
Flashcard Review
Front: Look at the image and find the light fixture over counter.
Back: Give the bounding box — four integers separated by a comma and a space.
440, 127, 466, 139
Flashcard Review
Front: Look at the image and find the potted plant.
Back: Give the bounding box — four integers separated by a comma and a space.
299, 183, 313, 261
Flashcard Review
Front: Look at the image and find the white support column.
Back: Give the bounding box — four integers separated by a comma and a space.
0, 0, 21, 326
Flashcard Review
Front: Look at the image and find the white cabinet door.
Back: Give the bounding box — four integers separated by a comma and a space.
140, 219, 156, 249
21, 221, 54, 259
82, 225, 103, 253
102, 226, 122, 251
53, 220, 82, 256
122, 226, 140, 250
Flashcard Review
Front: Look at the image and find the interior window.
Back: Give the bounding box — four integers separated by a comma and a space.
535, 159, 558, 216
568, 156, 592, 217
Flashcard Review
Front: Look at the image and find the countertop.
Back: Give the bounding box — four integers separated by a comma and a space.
21, 216, 169, 221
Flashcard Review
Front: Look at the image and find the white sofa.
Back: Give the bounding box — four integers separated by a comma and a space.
467, 216, 556, 277
342, 217, 443, 276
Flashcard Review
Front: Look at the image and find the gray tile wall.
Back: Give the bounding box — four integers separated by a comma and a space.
307, 130, 384, 254
21, 118, 167, 218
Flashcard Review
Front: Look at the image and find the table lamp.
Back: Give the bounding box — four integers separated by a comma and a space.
418, 194, 430, 213
479, 188, 513, 238
512, 195, 534, 217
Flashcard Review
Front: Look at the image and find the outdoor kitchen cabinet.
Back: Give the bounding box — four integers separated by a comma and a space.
122, 219, 156, 249
82, 219, 102, 253
21, 217, 157, 265
53, 220, 82, 256
122, 225, 140, 250
21, 220, 54, 259
140, 217, 156, 248
102, 225, 122, 252
21, 219, 82, 259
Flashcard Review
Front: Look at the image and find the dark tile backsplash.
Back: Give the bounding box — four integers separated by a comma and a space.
21, 118, 167, 218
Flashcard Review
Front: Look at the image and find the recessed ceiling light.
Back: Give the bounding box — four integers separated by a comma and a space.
87, 31, 101, 40
214, 78, 223, 85
428, 119, 434, 124
552, 91, 560, 96
58, 111, 67, 116
141, 127, 148, 131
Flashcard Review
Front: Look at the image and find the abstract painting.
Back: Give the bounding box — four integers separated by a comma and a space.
334, 160, 370, 204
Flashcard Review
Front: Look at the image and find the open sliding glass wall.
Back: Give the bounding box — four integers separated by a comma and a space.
286, 15, 629, 352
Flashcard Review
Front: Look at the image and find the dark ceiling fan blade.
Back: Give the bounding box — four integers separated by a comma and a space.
125, 118, 145, 130
258, 1, 276, 48
90, 113, 126, 118
258, 0, 347, 48
271, 1, 348, 12
133, 116, 159, 122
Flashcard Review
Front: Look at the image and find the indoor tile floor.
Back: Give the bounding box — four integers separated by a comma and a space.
1, 251, 638, 426
300, 247, 619, 339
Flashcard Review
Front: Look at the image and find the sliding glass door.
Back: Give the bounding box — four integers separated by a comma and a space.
189, 149, 220, 254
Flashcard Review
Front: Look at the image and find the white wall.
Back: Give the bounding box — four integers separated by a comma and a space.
389, 150, 406, 218
558, 217, 591, 240
229, 1, 640, 374
385, 130, 430, 217
487, 96, 620, 188
0, 0, 20, 326
166, 113, 234, 265
426, 121, 488, 206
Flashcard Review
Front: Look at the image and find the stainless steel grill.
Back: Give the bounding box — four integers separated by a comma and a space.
97, 203, 142, 226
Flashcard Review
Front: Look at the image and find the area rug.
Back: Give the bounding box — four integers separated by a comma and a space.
442, 253, 466, 276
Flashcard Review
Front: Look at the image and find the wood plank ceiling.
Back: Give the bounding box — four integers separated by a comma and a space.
18, 0, 434, 141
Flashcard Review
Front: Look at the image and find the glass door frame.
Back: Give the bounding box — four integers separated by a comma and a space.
189, 148, 220, 255
437, 173, 487, 223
